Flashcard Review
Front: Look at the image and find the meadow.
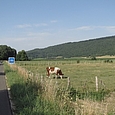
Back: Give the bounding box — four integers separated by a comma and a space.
16, 58, 115, 92
4, 57, 115, 115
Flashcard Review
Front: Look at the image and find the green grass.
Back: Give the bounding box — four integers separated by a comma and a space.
15, 59, 115, 102
4, 58, 115, 115
16, 59, 115, 92
4, 62, 75, 115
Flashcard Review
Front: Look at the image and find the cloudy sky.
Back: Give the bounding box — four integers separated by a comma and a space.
0, 0, 115, 51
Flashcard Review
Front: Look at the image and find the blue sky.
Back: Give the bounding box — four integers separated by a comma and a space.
0, 0, 115, 51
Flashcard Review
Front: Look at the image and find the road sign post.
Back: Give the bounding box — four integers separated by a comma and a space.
8, 57, 15, 64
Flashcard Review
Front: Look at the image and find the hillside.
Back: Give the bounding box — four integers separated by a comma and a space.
26, 36, 115, 59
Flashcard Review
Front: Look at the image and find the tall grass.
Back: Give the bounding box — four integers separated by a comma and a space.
4, 62, 75, 115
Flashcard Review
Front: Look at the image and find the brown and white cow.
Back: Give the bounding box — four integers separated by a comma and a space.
46, 66, 64, 79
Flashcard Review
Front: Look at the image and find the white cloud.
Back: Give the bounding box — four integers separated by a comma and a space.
69, 25, 115, 33
15, 23, 48, 29
77, 26, 93, 30
103, 26, 115, 33
27, 32, 52, 38
16, 24, 31, 28
15, 20, 58, 29
34, 23, 48, 27
69, 26, 93, 31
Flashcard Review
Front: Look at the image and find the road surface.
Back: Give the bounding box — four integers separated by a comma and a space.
0, 63, 13, 115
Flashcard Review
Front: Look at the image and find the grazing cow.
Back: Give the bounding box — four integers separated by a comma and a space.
46, 66, 64, 79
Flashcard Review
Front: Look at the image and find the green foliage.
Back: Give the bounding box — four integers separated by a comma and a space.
0, 45, 16, 60
16, 50, 28, 61
26, 36, 115, 59
76, 90, 109, 101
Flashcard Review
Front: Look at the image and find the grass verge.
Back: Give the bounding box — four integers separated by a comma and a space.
4, 62, 75, 115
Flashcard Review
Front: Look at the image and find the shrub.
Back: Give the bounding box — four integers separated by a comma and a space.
91, 56, 96, 60
104, 59, 113, 63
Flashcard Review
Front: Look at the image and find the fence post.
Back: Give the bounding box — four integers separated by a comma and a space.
41, 75, 43, 83
95, 76, 98, 91
66, 77, 70, 90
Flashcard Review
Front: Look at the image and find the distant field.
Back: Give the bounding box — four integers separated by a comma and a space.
96, 55, 115, 59
16, 58, 115, 92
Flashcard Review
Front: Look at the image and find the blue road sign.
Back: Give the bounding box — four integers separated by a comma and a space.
8, 57, 15, 64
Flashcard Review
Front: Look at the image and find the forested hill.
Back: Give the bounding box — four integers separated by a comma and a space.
26, 36, 115, 59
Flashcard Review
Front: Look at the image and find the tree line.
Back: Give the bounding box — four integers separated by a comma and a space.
0, 45, 28, 61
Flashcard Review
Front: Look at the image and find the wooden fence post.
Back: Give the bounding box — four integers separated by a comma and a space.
41, 75, 43, 83
66, 77, 70, 90
95, 76, 98, 91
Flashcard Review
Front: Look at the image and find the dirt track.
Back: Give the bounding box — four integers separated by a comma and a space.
0, 63, 12, 115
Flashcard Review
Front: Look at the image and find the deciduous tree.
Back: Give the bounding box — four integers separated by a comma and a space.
16, 50, 28, 61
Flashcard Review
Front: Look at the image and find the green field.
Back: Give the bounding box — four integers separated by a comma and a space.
16, 58, 115, 92
5, 58, 115, 115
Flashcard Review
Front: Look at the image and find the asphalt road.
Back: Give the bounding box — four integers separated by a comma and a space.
0, 63, 12, 115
